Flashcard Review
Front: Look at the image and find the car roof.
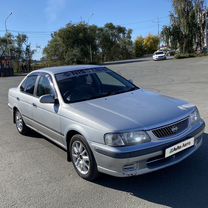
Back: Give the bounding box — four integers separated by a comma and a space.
32, 65, 103, 75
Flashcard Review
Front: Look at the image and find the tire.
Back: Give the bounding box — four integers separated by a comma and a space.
15, 109, 29, 135
69, 134, 98, 181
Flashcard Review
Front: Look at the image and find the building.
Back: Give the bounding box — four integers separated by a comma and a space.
0, 56, 14, 77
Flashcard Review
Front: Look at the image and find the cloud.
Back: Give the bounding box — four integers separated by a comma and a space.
45, 0, 66, 22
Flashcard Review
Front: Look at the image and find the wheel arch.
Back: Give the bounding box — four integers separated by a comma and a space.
13, 106, 18, 123
63, 124, 98, 162
66, 130, 82, 161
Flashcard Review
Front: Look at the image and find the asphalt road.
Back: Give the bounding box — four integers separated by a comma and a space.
0, 56, 208, 208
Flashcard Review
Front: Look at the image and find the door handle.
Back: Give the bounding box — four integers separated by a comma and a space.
32, 103, 37, 107
16, 97, 20, 101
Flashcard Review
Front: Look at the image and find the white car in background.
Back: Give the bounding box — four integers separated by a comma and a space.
153, 51, 167, 61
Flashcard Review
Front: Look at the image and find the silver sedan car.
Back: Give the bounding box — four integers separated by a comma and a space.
8, 65, 205, 180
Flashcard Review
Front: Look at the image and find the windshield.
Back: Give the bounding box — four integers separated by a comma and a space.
55, 67, 139, 103
155, 52, 164, 55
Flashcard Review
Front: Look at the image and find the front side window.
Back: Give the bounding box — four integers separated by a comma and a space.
36, 75, 55, 97
20, 75, 38, 95
55, 67, 138, 103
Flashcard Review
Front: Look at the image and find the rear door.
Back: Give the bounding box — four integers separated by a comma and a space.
18, 74, 38, 126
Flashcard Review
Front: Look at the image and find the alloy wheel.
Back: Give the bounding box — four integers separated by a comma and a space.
16, 111, 23, 132
71, 140, 90, 175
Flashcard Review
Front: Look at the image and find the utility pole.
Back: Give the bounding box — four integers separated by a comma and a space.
87, 13, 94, 24
157, 17, 160, 49
157, 17, 160, 36
152, 17, 161, 48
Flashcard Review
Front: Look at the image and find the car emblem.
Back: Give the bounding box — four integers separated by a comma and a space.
171, 125, 178, 133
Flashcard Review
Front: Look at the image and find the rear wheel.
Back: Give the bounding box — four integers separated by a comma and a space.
69, 134, 98, 181
15, 110, 29, 135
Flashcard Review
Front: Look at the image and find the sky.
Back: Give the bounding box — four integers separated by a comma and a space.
0, 0, 173, 60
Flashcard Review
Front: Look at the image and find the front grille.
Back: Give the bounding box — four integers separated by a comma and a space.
152, 118, 189, 138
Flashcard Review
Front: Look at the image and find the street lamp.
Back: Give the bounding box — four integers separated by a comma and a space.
4, 12, 13, 56
5, 12, 13, 34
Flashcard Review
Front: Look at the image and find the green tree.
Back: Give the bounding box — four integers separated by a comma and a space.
25, 44, 36, 70
161, 26, 172, 47
43, 32, 65, 62
97, 23, 133, 61
15, 34, 28, 61
172, 0, 198, 53
143, 34, 160, 54
194, 0, 206, 51
0, 33, 14, 57
135, 36, 145, 57
44, 23, 99, 64
43, 22, 134, 64
161, 0, 206, 53
0, 33, 35, 72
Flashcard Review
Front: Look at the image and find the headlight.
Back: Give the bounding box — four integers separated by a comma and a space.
189, 109, 200, 125
104, 131, 151, 147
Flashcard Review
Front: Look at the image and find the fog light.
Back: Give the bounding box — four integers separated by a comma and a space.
123, 163, 137, 172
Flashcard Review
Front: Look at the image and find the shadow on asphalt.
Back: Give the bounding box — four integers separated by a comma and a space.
95, 133, 208, 208
27, 128, 208, 207
28, 129, 67, 152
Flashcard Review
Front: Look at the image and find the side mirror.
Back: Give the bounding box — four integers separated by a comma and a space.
39, 94, 55, 104
20, 86, 24, 92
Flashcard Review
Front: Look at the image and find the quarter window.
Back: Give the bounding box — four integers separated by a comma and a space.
36, 75, 55, 97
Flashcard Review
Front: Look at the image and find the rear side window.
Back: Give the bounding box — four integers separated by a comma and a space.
20, 75, 38, 95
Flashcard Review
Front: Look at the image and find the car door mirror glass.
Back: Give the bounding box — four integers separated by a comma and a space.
39, 94, 55, 104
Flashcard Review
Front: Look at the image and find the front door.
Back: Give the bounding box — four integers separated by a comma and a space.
32, 73, 64, 145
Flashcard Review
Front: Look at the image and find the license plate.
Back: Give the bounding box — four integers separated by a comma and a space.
165, 138, 195, 158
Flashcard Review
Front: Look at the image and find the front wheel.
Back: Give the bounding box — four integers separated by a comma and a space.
69, 135, 98, 181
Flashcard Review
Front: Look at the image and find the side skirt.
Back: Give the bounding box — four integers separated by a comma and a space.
26, 124, 67, 151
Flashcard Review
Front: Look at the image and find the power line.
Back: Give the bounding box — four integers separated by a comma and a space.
121, 15, 169, 26
0, 29, 54, 34
0, 15, 170, 35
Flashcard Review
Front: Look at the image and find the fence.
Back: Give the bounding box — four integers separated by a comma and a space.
0, 67, 14, 77
0, 56, 14, 77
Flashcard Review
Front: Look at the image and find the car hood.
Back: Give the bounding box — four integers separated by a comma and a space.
68, 89, 195, 131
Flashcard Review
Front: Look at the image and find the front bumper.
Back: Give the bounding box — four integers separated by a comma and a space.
153, 56, 166, 60
91, 121, 205, 177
